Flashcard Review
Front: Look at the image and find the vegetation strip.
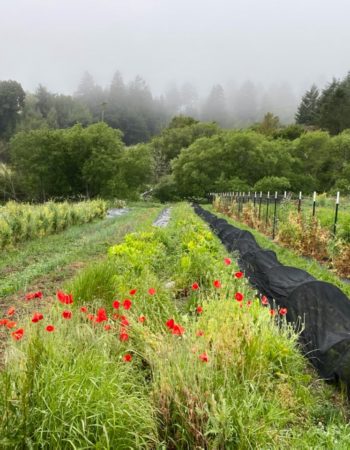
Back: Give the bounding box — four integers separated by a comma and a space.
0, 209, 130, 299
195, 204, 350, 390
207, 204, 350, 298
213, 193, 350, 279
0, 199, 107, 249
0, 205, 160, 368
1, 203, 350, 448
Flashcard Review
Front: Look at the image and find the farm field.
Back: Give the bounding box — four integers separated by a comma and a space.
0, 204, 160, 318
279, 197, 350, 242
214, 194, 350, 279
0, 200, 107, 249
1, 203, 350, 449
206, 204, 350, 298
218, 194, 350, 240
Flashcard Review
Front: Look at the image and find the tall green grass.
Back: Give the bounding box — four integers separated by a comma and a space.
0, 306, 158, 449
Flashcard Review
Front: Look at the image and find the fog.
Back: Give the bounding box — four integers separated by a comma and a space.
1, 0, 350, 124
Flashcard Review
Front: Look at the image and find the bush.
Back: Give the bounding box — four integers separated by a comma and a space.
253, 176, 291, 194
153, 174, 179, 202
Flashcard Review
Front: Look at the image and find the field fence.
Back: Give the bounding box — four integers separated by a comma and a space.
209, 191, 347, 239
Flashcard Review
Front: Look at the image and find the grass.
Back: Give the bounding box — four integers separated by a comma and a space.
0, 206, 160, 300
207, 204, 350, 298
1, 203, 350, 448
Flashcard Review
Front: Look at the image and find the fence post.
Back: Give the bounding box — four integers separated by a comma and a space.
312, 191, 316, 217
333, 191, 340, 236
298, 191, 302, 213
272, 191, 278, 239
265, 191, 270, 228
258, 191, 262, 220
254, 191, 257, 215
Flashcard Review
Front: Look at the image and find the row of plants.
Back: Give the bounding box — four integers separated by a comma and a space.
214, 196, 350, 278
0, 199, 107, 249
1, 204, 349, 448
205, 203, 350, 300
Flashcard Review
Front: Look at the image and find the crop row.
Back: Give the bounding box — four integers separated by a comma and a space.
214, 195, 350, 278
0, 199, 107, 249
0, 204, 349, 448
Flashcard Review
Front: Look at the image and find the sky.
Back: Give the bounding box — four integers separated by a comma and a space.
1, 0, 349, 96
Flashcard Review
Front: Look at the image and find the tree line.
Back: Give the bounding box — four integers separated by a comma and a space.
0, 71, 301, 156
2, 114, 350, 203
1, 71, 350, 202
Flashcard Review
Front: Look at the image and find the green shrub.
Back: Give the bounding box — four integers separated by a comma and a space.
253, 176, 291, 194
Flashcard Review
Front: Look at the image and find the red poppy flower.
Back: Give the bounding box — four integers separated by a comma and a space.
113, 300, 120, 309
196, 306, 203, 314
25, 291, 43, 300
261, 295, 269, 306
87, 314, 95, 321
31, 312, 44, 323
0, 318, 9, 326
199, 352, 208, 362
129, 289, 137, 295
148, 288, 156, 295
7, 307, 15, 316
213, 280, 221, 288
123, 299, 132, 310
96, 308, 108, 323
279, 308, 288, 316
166, 318, 175, 329
235, 271, 244, 279
172, 324, 185, 335
123, 353, 132, 362
269, 309, 276, 317
196, 330, 204, 337
11, 328, 24, 341
62, 310, 72, 319
138, 315, 146, 323
224, 258, 232, 265
235, 292, 244, 302
113, 313, 120, 320
192, 282, 199, 290
104, 324, 111, 331
120, 332, 129, 342
80, 306, 88, 313
6, 321, 17, 329
46, 325, 55, 332
57, 290, 73, 305
120, 316, 129, 326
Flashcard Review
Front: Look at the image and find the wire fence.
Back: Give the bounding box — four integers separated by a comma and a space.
209, 191, 346, 240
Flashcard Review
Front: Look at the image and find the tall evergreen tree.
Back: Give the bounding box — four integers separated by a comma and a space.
0, 80, 25, 138
201, 84, 227, 126
295, 84, 319, 126
317, 74, 350, 134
